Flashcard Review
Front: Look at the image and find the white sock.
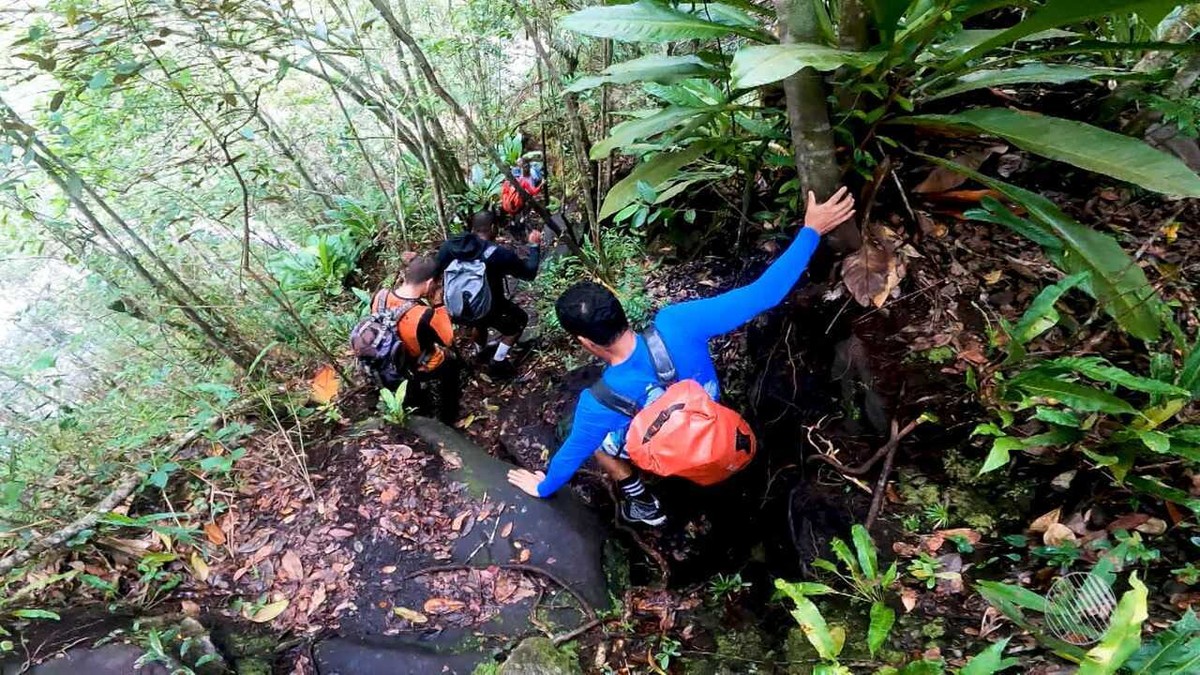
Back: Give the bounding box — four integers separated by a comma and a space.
493, 342, 512, 362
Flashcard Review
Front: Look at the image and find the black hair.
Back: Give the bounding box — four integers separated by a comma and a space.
403, 255, 439, 285
555, 281, 629, 347
470, 210, 496, 236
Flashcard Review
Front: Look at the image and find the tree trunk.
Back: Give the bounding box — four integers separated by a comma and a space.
838, 0, 869, 50
773, 0, 860, 251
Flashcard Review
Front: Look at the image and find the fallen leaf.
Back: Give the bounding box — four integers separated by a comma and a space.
310, 365, 340, 404
518, 549, 531, 563
381, 565, 397, 574
1028, 508, 1061, 534
308, 585, 327, 616
280, 551, 304, 581
500, 522, 513, 538
1106, 513, 1151, 533
1043, 523, 1077, 546
900, 588, 918, 613
916, 212, 948, 238
451, 511, 471, 532
204, 522, 226, 546
455, 414, 477, 429
328, 528, 355, 539
439, 448, 463, 470
180, 600, 201, 617
423, 598, 466, 614
1135, 517, 1167, 535
189, 552, 210, 583
394, 606, 429, 624
842, 232, 904, 308
245, 598, 289, 623
1166, 502, 1184, 525
983, 270, 1002, 285
914, 145, 1008, 194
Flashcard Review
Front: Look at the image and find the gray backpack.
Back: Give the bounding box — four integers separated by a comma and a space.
443, 244, 496, 323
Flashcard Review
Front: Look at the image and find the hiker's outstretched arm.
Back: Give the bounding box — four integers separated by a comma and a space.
533, 392, 626, 497
492, 231, 542, 280
658, 189, 854, 340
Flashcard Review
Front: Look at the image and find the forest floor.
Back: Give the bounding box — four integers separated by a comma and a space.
7, 176, 1200, 674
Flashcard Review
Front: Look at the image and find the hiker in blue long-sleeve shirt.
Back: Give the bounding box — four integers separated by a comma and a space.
507, 188, 856, 525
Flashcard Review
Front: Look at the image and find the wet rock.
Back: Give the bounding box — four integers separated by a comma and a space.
3, 644, 170, 675
498, 637, 581, 675
314, 637, 484, 675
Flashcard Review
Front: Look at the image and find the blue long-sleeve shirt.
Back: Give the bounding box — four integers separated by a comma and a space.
536, 227, 821, 497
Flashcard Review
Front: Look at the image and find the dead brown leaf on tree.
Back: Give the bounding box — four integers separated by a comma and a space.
914, 145, 1008, 194
842, 226, 907, 308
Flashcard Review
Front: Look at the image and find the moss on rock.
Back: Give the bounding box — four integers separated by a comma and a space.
498, 637, 581, 675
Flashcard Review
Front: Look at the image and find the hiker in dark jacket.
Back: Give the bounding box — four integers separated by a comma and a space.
436, 211, 542, 378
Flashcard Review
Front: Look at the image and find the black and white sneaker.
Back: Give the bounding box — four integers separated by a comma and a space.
620, 494, 667, 527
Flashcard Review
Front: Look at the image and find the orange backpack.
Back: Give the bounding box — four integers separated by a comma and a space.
590, 328, 757, 485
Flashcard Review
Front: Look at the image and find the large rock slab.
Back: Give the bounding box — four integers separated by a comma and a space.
315, 417, 606, 675
2, 644, 170, 675
499, 637, 582, 675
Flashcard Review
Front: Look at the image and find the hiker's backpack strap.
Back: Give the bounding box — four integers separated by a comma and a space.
482, 244, 497, 261
642, 326, 677, 384
590, 379, 640, 418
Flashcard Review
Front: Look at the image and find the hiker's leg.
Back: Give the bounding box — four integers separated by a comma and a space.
434, 359, 463, 424
593, 450, 666, 526
489, 299, 529, 362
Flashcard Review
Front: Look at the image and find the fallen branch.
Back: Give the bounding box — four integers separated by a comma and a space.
865, 415, 929, 530
809, 416, 923, 476
0, 401, 254, 577
403, 563, 596, 620
552, 617, 607, 646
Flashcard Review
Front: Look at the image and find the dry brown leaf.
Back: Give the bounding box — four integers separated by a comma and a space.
1028, 508, 1061, 533
180, 600, 201, 617
983, 270, 1003, 285
310, 365, 340, 404
423, 598, 466, 614
518, 549, 531, 563
1135, 517, 1167, 535
204, 522, 227, 546
328, 528, 355, 539
394, 606, 428, 624
381, 565, 397, 574
245, 598, 289, 623
308, 585, 327, 616
500, 522, 513, 538
451, 511, 471, 532
916, 212, 948, 238
189, 552, 210, 583
900, 588, 918, 613
842, 236, 903, 308
1043, 523, 1077, 546
914, 145, 1008, 194
439, 448, 463, 470
281, 550, 304, 581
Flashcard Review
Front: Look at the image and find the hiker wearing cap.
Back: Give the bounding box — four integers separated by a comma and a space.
436, 211, 542, 379
506, 188, 856, 526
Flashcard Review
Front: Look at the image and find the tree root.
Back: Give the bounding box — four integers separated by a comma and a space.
865, 416, 926, 530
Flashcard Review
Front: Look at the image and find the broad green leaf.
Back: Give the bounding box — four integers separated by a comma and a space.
1011, 373, 1137, 415
1171, 426, 1200, 444
591, 106, 712, 159
961, 637, 1020, 675
829, 538, 860, 576
677, 2, 759, 28
977, 580, 1048, 614
1125, 476, 1200, 515
966, 197, 1063, 251
868, 601, 895, 656
599, 143, 711, 220
979, 428, 1079, 474
565, 55, 719, 93
1124, 609, 1200, 674
981, 436, 1022, 474
948, 0, 1182, 68
913, 156, 1164, 341
776, 579, 839, 660
851, 524, 878, 581
560, 0, 767, 43
927, 64, 1142, 101
898, 659, 945, 675
11, 609, 60, 620
1180, 342, 1200, 397
903, 109, 1200, 198
1078, 574, 1148, 675
1136, 430, 1171, 453
730, 44, 884, 89
867, 0, 914, 43
1047, 357, 1190, 396
1034, 407, 1081, 427
931, 28, 1078, 55
1011, 272, 1089, 344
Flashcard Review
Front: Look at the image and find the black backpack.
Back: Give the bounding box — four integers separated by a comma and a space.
349, 301, 416, 390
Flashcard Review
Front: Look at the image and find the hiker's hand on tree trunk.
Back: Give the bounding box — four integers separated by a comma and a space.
803, 187, 856, 236
508, 468, 546, 497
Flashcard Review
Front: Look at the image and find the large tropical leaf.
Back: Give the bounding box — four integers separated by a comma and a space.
730, 44, 883, 89
599, 143, 712, 219
775, 579, 841, 660
1009, 373, 1138, 414
901, 109, 1200, 197
677, 2, 760, 28
926, 64, 1144, 101
931, 28, 1078, 55
1078, 574, 1148, 675
1123, 608, 1200, 674
961, 638, 1020, 675
565, 55, 720, 93
868, 0, 914, 43
560, 0, 768, 43
1010, 271, 1090, 345
916, 156, 1164, 341
1046, 357, 1190, 396
590, 106, 715, 159
948, 0, 1182, 67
